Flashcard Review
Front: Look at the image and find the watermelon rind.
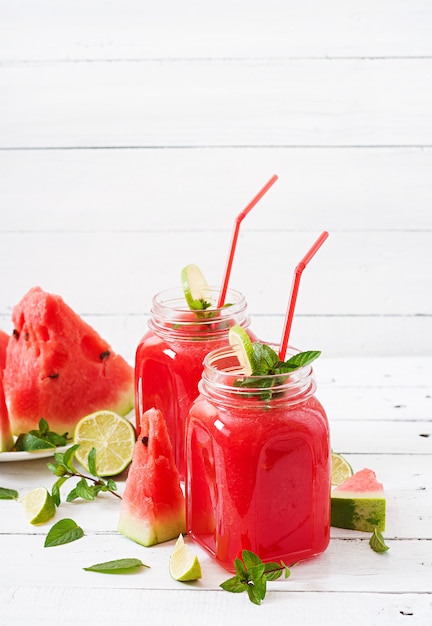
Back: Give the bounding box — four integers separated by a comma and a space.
0, 370, 13, 452
331, 468, 386, 532
331, 493, 386, 532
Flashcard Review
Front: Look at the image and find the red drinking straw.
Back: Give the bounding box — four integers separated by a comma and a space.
217, 174, 279, 308
278, 230, 329, 360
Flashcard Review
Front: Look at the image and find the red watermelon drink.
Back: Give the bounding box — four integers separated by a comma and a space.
135, 281, 255, 481
185, 332, 331, 571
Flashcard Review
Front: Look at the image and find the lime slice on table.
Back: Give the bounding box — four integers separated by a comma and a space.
73, 410, 136, 477
228, 324, 256, 376
20, 487, 56, 525
331, 451, 353, 486
169, 534, 202, 582
181, 264, 210, 310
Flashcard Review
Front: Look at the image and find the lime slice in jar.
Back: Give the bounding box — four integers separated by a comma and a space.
228, 324, 256, 376
181, 264, 211, 310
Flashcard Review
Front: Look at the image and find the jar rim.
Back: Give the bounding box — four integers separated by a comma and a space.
151, 286, 247, 313
199, 344, 317, 406
148, 286, 251, 341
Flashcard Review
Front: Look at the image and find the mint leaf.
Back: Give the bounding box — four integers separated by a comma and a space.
0, 487, 18, 500
74, 478, 96, 501
14, 419, 68, 451
14, 433, 56, 451
369, 528, 390, 553
220, 576, 247, 593
44, 518, 84, 547
87, 447, 98, 477
242, 550, 263, 569
83, 558, 149, 574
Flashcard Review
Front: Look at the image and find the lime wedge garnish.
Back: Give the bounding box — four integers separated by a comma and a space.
20, 487, 56, 525
228, 324, 256, 376
181, 264, 210, 310
169, 534, 202, 582
331, 451, 353, 486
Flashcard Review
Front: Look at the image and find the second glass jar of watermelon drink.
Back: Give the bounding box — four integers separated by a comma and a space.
135, 285, 254, 480
185, 340, 331, 570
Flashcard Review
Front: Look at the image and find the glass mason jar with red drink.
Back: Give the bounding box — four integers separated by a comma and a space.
134, 269, 255, 480
185, 329, 331, 570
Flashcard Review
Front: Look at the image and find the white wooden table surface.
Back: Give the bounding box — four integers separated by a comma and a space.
0, 1, 431, 624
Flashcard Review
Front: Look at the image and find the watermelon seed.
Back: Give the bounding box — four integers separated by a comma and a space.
48, 373, 59, 379
141, 436, 149, 447
100, 350, 111, 360
13, 329, 19, 339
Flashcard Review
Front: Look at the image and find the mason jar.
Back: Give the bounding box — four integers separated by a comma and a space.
185, 343, 331, 570
135, 287, 255, 480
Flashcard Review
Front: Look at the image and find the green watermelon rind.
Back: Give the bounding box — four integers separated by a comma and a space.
331, 492, 386, 532
118, 504, 186, 547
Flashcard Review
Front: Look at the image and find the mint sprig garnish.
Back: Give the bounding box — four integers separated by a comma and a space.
220, 550, 291, 605
47, 444, 120, 505
236, 343, 321, 400
14, 417, 68, 451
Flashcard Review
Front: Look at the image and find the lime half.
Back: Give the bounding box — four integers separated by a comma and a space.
73, 410, 136, 477
20, 487, 56, 525
228, 324, 256, 376
181, 264, 210, 310
331, 451, 353, 486
169, 534, 202, 582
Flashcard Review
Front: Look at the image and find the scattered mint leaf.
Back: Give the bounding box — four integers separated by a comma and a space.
0, 487, 18, 500
369, 528, 390, 553
220, 550, 291, 605
44, 518, 84, 547
83, 558, 150, 574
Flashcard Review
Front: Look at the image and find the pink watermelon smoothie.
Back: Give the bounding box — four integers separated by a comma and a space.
135, 287, 255, 480
186, 347, 331, 571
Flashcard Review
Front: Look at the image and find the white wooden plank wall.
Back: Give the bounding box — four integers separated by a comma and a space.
0, 1, 431, 361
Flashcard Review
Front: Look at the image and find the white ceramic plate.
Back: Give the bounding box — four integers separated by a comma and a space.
0, 445, 70, 462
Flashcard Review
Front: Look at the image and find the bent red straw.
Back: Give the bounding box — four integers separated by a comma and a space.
217, 174, 279, 308
278, 231, 329, 360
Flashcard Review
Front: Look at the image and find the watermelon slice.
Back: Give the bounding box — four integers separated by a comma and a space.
3, 287, 134, 436
0, 329, 9, 370
331, 468, 386, 532
0, 370, 13, 452
118, 407, 186, 546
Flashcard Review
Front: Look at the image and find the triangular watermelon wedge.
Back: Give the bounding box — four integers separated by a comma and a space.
3, 287, 134, 437
0, 370, 13, 452
331, 468, 386, 532
118, 407, 186, 546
